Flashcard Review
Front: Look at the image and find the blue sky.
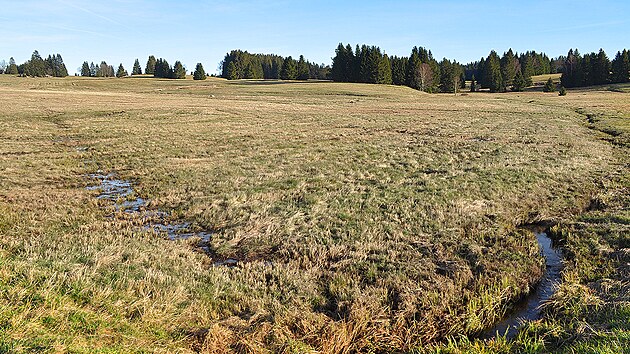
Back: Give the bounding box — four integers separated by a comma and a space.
1, 0, 628, 74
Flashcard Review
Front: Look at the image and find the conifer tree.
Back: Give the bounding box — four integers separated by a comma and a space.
7, 57, 18, 75
484, 50, 503, 92
512, 70, 526, 91
193, 63, 206, 80
280, 56, 297, 80
611, 49, 630, 83
470, 75, 476, 92
154, 58, 171, 78
500, 49, 518, 89
390, 56, 407, 86
81, 61, 90, 76
559, 86, 567, 96
116, 63, 128, 78
297, 55, 309, 80
377, 54, 392, 85
543, 77, 555, 92
25, 50, 46, 77
226, 61, 238, 80
145, 55, 157, 75
592, 49, 610, 85
132, 59, 142, 75
173, 61, 186, 79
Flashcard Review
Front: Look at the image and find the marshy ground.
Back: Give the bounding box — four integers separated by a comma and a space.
0, 75, 627, 353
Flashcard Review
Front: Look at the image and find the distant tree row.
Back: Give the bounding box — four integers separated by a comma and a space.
332, 43, 465, 93
221, 50, 330, 80
1, 51, 68, 77
80, 61, 115, 77
561, 48, 630, 88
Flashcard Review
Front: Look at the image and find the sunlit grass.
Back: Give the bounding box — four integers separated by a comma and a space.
0, 75, 627, 352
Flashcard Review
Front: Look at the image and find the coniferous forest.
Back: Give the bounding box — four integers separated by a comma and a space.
2, 46, 629, 91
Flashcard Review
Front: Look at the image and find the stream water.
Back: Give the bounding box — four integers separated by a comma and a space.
87, 172, 563, 325
87, 171, 237, 266
480, 230, 563, 339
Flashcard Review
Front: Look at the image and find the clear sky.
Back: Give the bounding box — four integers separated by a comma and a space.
1, 0, 628, 75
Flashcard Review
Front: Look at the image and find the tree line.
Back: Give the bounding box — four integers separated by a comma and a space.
0, 51, 68, 77
220, 50, 330, 80
4, 47, 629, 89
332, 43, 465, 93
76, 56, 207, 80
561, 48, 630, 88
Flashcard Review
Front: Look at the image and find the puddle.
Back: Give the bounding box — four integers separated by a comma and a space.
480, 230, 563, 339
87, 171, 228, 262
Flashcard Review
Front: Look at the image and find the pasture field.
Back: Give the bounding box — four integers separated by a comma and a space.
0, 75, 627, 353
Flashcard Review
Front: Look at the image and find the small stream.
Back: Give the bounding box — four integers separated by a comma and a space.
87, 171, 238, 266
480, 229, 563, 339
87, 171, 564, 330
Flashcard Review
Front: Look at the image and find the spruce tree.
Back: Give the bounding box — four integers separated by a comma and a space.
145, 55, 156, 75
7, 57, 18, 75
543, 77, 555, 92
512, 70, 526, 91
132, 59, 142, 75
81, 61, 91, 76
439, 58, 455, 93
173, 61, 186, 79
193, 63, 206, 80
377, 54, 392, 85
611, 49, 630, 83
484, 50, 503, 92
25, 50, 46, 77
470, 75, 476, 92
593, 49, 610, 85
297, 55, 309, 80
226, 61, 238, 80
280, 56, 297, 80
559, 86, 567, 96
116, 63, 128, 78
500, 49, 518, 89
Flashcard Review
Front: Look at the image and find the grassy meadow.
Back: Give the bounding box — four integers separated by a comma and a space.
0, 75, 627, 353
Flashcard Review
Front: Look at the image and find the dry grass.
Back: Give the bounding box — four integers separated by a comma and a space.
0, 76, 627, 352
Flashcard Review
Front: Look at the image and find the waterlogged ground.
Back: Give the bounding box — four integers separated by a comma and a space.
0, 76, 627, 353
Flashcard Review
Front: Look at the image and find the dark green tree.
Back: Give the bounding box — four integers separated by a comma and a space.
172, 61, 186, 79
439, 58, 456, 93
561, 49, 583, 88
193, 63, 207, 80
154, 58, 172, 78
145, 55, 156, 75
512, 70, 526, 91
132, 59, 142, 75
470, 74, 476, 92
332, 43, 352, 82
280, 56, 297, 80
24, 50, 46, 77
592, 48, 610, 85
484, 50, 503, 92
559, 86, 567, 96
377, 53, 392, 84
7, 57, 18, 75
500, 49, 518, 89
390, 56, 407, 86
116, 63, 128, 78
543, 77, 555, 92
226, 61, 238, 80
81, 61, 91, 76
297, 55, 309, 80
611, 49, 630, 83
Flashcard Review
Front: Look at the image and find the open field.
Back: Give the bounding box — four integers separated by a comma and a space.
0, 76, 628, 353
